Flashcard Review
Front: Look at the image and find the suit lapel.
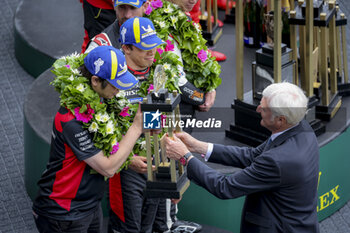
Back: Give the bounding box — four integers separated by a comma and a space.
265, 120, 306, 150
263, 137, 273, 152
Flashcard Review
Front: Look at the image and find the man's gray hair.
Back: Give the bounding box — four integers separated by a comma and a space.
262, 82, 308, 125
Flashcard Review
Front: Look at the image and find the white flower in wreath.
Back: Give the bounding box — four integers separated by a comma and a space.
140, 140, 147, 150
170, 16, 178, 24
68, 75, 74, 81
76, 84, 86, 92
116, 90, 126, 98
178, 11, 186, 18
163, 63, 171, 70
59, 52, 80, 60
70, 51, 80, 58
72, 69, 80, 75
111, 137, 117, 146
106, 121, 115, 134
164, 5, 173, 13
89, 122, 99, 132
118, 98, 128, 106
193, 22, 201, 33
95, 113, 103, 122
158, 21, 166, 28
58, 55, 67, 60
101, 113, 110, 123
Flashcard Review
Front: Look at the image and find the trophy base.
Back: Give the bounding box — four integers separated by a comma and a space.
144, 171, 190, 199
336, 9, 347, 26
252, 60, 295, 100
225, 124, 269, 147
289, 2, 336, 27
310, 119, 326, 136
200, 24, 223, 46
313, 82, 322, 99
316, 93, 342, 121
224, 8, 235, 24
338, 83, 350, 97
141, 92, 180, 112
301, 0, 324, 18
225, 95, 326, 146
256, 44, 292, 67
307, 96, 326, 136
225, 97, 270, 147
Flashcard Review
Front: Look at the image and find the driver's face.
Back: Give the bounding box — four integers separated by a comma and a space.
115, 4, 144, 24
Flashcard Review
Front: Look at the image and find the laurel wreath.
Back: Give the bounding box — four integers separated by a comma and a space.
147, 0, 222, 92
51, 53, 139, 172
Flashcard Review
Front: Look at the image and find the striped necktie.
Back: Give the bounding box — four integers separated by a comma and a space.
264, 137, 273, 150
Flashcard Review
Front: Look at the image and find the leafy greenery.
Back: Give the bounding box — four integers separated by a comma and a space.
148, 0, 221, 92
139, 49, 182, 96
51, 53, 141, 172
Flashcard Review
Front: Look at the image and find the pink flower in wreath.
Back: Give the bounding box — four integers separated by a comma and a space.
151, 0, 163, 9
148, 84, 154, 93
119, 106, 130, 117
64, 64, 71, 69
165, 40, 174, 52
197, 49, 208, 63
74, 104, 94, 123
110, 142, 120, 154
156, 48, 164, 56
145, 5, 153, 15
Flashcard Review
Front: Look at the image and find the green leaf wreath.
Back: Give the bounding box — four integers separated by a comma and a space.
51, 53, 139, 172
139, 47, 183, 96
50, 50, 178, 172
146, 0, 222, 92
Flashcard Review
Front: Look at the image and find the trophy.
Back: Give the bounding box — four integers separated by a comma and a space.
226, 0, 325, 146
265, 11, 281, 48
141, 65, 190, 198
289, 0, 342, 121
335, 7, 350, 96
252, 10, 294, 100
199, 0, 223, 46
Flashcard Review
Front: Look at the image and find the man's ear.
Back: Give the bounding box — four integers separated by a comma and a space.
91, 75, 100, 87
277, 115, 287, 128
122, 44, 131, 55
142, 0, 150, 12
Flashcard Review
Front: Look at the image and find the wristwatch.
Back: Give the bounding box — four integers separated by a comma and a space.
179, 152, 192, 166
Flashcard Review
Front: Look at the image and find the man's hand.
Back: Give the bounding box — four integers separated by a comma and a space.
175, 132, 197, 152
131, 104, 143, 134
198, 90, 216, 112
163, 134, 190, 160
175, 132, 208, 155
128, 156, 155, 174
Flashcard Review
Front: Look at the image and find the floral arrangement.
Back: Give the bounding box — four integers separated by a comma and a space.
146, 0, 222, 92
138, 41, 183, 96
50, 52, 140, 172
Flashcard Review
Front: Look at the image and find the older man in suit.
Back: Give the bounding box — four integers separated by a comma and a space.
164, 82, 320, 233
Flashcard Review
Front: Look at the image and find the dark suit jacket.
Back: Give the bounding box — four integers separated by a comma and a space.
187, 120, 319, 233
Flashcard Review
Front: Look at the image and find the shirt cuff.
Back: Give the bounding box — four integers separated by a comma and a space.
204, 143, 213, 161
